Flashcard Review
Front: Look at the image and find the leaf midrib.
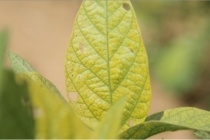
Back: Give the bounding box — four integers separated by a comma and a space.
105, 1, 112, 105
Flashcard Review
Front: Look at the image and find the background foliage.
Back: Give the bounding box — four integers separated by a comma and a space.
133, 1, 210, 110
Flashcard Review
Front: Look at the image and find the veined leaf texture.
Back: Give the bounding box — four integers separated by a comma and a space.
120, 107, 210, 139
65, 0, 152, 130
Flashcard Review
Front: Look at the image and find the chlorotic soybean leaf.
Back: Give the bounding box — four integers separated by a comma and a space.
65, 0, 151, 130
22, 74, 92, 139
9, 52, 63, 99
120, 107, 210, 139
0, 28, 8, 85
0, 70, 34, 139
95, 97, 126, 139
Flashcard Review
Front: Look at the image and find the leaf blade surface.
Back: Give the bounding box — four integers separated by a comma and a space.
65, 0, 151, 130
120, 107, 210, 139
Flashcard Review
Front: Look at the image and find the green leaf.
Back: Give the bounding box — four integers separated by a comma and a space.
9, 52, 63, 99
0, 28, 9, 85
23, 74, 92, 139
65, 0, 151, 130
120, 107, 210, 139
194, 130, 210, 139
0, 70, 34, 139
95, 97, 126, 139
154, 36, 205, 93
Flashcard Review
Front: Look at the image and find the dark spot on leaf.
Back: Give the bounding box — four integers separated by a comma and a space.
123, 3, 130, 11
130, 48, 133, 53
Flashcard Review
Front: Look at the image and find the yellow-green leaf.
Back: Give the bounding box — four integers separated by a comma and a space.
95, 97, 126, 139
21, 74, 92, 139
120, 107, 210, 139
65, 0, 151, 130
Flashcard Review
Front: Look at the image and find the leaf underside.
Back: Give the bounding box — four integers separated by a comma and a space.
65, 0, 151, 130
120, 107, 210, 139
9, 52, 63, 99
9, 52, 35, 73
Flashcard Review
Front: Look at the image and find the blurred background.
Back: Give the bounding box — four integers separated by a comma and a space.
1, 0, 210, 139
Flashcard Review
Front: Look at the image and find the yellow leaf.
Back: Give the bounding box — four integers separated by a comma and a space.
65, 0, 152, 131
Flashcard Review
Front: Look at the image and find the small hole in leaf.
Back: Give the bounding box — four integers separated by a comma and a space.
123, 3, 130, 11
129, 120, 134, 127
33, 108, 44, 118
68, 92, 78, 102
79, 42, 85, 53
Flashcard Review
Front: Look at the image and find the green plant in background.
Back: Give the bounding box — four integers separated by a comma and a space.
133, 1, 210, 99
1, 0, 210, 139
